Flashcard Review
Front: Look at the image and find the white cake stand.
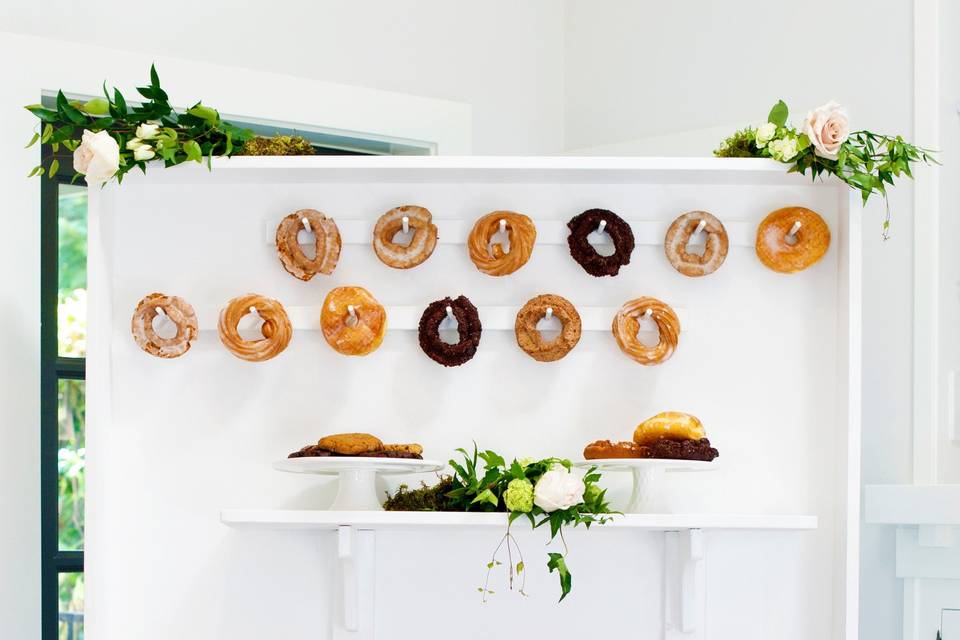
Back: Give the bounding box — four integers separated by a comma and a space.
575, 458, 718, 513
274, 457, 445, 511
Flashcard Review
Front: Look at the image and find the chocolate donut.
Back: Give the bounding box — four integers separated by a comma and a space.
566, 209, 635, 277
418, 296, 482, 366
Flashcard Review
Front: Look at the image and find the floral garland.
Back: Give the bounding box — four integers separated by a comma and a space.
384, 445, 615, 601
715, 100, 938, 238
24, 65, 254, 185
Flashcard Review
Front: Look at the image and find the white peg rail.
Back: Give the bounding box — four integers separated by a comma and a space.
264, 217, 755, 247
194, 304, 689, 332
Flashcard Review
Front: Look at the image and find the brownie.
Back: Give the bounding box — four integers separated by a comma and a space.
647, 437, 719, 462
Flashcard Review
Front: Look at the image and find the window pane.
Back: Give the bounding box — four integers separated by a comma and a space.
58, 572, 84, 640
58, 379, 85, 551
58, 184, 87, 358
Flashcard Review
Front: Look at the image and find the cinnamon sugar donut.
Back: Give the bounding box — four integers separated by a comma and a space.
514, 294, 581, 362
755, 207, 830, 273
664, 211, 729, 277
567, 209, 635, 277
612, 297, 680, 365
276, 209, 341, 281
130, 292, 198, 358
372, 205, 438, 269
467, 211, 536, 276
320, 286, 387, 356
218, 294, 293, 362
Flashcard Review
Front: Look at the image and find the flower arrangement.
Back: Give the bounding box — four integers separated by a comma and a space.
24, 65, 261, 186
715, 99, 938, 238
384, 445, 615, 602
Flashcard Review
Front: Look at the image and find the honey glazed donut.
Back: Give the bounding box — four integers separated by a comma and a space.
663, 211, 729, 277
566, 209, 635, 277
275, 209, 341, 281
755, 206, 831, 273
611, 297, 681, 365
218, 293, 293, 362
372, 205, 438, 269
467, 211, 536, 276
320, 286, 387, 356
418, 295, 482, 366
130, 292, 198, 358
514, 294, 581, 362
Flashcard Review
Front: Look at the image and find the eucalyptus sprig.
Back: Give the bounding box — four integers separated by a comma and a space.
715, 99, 938, 238
24, 64, 254, 185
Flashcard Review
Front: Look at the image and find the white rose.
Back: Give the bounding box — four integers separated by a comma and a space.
768, 137, 799, 162
133, 144, 155, 161
533, 468, 585, 513
126, 138, 145, 150
755, 122, 777, 148
800, 101, 849, 160
136, 123, 160, 140
72, 130, 119, 185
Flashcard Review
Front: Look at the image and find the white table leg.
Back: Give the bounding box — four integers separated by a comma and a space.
331, 469, 381, 511
664, 529, 705, 640
333, 526, 376, 640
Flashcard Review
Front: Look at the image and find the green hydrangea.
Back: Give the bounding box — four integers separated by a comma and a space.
504, 478, 534, 512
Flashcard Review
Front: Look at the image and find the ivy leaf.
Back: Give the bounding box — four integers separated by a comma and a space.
48, 159, 60, 178
547, 553, 572, 602
471, 488, 498, 508
767, 99, 788, 127
187, 104, 219, 125
183, 140, 203, 162
25, 132, 40, 148
41, 124, 53, 143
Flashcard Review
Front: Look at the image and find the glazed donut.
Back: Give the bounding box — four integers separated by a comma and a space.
514, 294, 581, 362
755, 206, 830, 273
276, 209, 341, 281
130, 292, 198, 358
467, 211, 536, 276
566, 209, 635, 277
583, 440, 649, 460
612, 297, 680, 365
418, 296, 482, 366
320, 286, 387, 356
372, 205, 438, 269
218, 294, 293, 362
664, 211, 729, 277
633, 411, 706, 446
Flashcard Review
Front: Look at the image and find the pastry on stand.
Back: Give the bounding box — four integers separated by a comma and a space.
275, 432, 443, 510
577, 412, 719, 512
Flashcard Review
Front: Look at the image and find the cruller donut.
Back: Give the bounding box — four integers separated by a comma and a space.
276, 209, 341, 281
218, 293, 293, 362
514, 294, 581, 362
664, 211, 729, 277
567, 209, 635, 277
755, 206, 830, 273
372, 205, 438, 269
612, 297, 680, 365
418, 295, 482, 366
130, 292, 198, 358
467, 211, 536, 276
320, 286, 387, 356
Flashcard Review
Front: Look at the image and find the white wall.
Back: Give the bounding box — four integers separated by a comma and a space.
561, 3, 915, 639
0, 0, 565, 155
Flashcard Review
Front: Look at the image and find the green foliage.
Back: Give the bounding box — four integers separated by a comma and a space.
715, 99, 938, 238
385, 444, 614, 602
24, 64, 255, 184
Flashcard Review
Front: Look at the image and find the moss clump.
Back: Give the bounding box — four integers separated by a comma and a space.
383, 476, 455, 511
239, 135, 316, 156
713, 128, 759, 158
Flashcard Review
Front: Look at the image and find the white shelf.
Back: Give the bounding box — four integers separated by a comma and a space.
220, 509, 817, 531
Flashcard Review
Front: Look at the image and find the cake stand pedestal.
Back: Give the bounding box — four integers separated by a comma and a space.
576, 459, 717, 513
273, 457, 445, 510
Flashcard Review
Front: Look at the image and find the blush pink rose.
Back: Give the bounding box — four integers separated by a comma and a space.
800, 101, 849, 160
